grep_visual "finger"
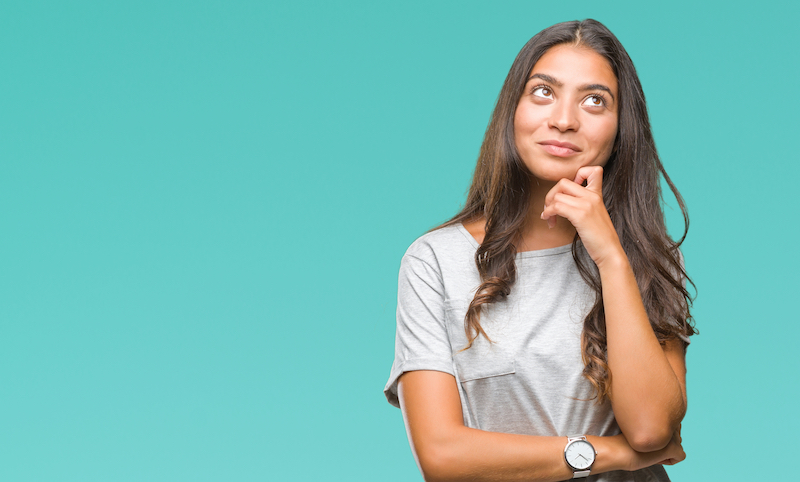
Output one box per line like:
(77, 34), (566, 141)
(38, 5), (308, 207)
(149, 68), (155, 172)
(658, 446), (686, 466)
(543, 193), (587, 217)
(542, 194), (579, 220)
(543, 193), (590, 221)
(542, 198), (586, 227)
(544, 178), (590, 207)
(542, 187), (591, 225)
(539, 208), (557, 228)
(573, 166), (604, 195)
(539, 208), (558, 228)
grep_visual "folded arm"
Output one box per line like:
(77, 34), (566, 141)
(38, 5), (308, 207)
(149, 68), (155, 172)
(541, 167), (689, 452)
(398, 370), (684, 482)
(599, 253), (688, 452)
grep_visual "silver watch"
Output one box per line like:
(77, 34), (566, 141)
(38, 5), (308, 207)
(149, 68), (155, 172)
(564, 435), (596, 478)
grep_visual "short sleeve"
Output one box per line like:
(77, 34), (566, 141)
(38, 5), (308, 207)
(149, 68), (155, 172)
(383, 253), (455, 408)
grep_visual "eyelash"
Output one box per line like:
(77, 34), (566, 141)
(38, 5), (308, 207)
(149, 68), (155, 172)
(530, 84), (552, 97)
(530, 84), (608, 107)
(584, 94), (607, 107)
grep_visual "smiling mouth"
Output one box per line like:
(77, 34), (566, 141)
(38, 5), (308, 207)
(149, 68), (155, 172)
(538, 140), (581, 157)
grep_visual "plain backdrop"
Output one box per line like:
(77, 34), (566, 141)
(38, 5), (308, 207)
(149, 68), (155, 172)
(1, 1), (797, 480)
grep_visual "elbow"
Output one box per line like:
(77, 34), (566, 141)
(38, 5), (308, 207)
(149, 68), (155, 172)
(416, 439), (464, 482)
(626, 425), (675, 452)
(623, 398), (686, 453)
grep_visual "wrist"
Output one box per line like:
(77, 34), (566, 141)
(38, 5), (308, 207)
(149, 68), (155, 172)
(586, 435), (631, 473)
(594, 246), (629, 273)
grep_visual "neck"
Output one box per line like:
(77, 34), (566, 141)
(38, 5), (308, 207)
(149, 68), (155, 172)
(516, 177), (576, 252)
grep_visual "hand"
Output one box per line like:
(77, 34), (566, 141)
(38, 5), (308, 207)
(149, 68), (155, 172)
(656, 424), (685, 466)
(627, 426), (686, 471)
(540, 166), (622, 267)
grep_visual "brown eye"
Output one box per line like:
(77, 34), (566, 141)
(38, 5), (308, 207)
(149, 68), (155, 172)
(582, 95), (604, 107)
(532, 86), (553, 99)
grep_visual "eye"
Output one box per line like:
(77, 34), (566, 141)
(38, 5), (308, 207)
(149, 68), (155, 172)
(532, 85), (554, 99)
(582, 94), (606, 107)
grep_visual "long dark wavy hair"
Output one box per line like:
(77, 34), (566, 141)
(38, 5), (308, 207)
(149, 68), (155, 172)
(436, 19), (697, 402)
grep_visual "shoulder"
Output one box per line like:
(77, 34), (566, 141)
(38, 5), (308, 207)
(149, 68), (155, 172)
(403, 223), (478, 268)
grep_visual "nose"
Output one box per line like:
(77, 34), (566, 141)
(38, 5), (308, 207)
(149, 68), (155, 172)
(547, 100), (580, 132)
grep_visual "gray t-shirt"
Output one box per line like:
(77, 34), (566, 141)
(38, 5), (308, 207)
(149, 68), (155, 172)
(385, 224), (673, 481)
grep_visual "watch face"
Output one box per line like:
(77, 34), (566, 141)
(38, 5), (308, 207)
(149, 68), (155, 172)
(565, 440), (595, 470)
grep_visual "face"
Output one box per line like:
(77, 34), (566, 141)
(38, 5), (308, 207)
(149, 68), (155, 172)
(514, 44), (619, 182)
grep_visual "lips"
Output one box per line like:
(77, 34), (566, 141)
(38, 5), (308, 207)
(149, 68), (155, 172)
(538, 140), (581, 157)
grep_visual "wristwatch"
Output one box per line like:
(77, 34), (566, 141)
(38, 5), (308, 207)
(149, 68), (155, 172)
(564, 435), (596, 478)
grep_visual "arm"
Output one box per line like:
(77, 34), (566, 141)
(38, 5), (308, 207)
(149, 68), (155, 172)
(398, 370), (685, 482)
(541, 166), (687, 452)
(600, 256), (687, 451)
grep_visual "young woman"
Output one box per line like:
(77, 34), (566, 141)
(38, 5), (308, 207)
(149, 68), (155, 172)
(384, 19), (697, 482)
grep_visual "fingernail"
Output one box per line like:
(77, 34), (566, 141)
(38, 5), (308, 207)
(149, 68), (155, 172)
(540, 211), (545, 220)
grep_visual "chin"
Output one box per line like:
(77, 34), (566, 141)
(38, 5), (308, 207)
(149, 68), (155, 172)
(530, 166), (581, 183)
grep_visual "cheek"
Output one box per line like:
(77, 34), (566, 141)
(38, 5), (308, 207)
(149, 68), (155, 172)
(594, 121), (618, 156)
(513, 111), (528, 150)
(514, 104), (545, 140)
(604, 125), (618, 152)
(513, 107), (527, 136)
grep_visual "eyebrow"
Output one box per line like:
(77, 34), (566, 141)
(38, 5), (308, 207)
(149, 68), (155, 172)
(527, 73), (616, 101)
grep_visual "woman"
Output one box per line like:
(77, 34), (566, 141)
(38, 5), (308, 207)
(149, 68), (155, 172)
(384, 19), (697, 482)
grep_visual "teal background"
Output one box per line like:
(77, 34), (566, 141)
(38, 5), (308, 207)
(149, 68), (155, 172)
(1, 1), (796, 480)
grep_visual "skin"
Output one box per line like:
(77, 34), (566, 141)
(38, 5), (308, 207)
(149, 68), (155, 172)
(398, 44), (688, 481)
(513, 44), (618, 252)
(514, 44), (618, 185)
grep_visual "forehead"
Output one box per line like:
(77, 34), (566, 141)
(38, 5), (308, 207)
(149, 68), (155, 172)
(528, 44), (617, 93)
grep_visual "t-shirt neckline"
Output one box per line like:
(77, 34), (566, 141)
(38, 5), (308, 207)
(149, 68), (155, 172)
(456, 223), (573, 259)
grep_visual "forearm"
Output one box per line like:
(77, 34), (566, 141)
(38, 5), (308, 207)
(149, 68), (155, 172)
(597, 251), (686, 449)
(410, 427), (628, 482)
(398, 372), (649, 482)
